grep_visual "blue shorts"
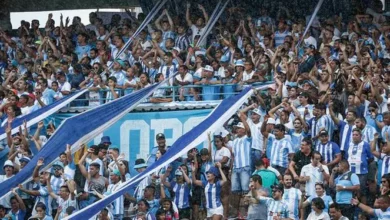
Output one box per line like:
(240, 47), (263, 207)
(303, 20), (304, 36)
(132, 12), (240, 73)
(231, 166), (251, 193)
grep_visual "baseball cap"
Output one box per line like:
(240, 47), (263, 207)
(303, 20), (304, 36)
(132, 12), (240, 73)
(267, 118), (276, 125)
(304, 44), (316, 50)
(252, 108), (261, 116)
(53, 161), (64, 169)
(235, 60), (244, 67)
(172, 47), (181, 54)
(175, 169), (183, 176)
(271, 184), (284, 193)
(156, 133), (165, 140)
(203, 65), (214, 72)
(115, 59), (126, 68)
(134, 158), (147, 169)
(111, 169), (121, 176)
(233, 122), (245, 129)
(3, 160), (14, 168)
(19, 157), (31, 163)
(206, 166), (220, 177)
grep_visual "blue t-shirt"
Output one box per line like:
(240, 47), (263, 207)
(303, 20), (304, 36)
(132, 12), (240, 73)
(335, 171), (360, 204)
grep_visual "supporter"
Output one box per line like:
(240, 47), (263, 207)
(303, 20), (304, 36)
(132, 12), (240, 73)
(0, 160), (16, 209)
(306, 197), (331, 220)
(6, 188), (26, 220)
(245, 174), (268, 219)
(252, 159), (279, 193)
(46, 176), (77, 219)
(192, 163), (227, 220)
(329, 160), (360, 220)
(254, 184), (291, 219)
(300, 182), (333, 218)
(282, 173), (302, 220)
(315, 130), (341, 168)
(300, 151), (330, 198)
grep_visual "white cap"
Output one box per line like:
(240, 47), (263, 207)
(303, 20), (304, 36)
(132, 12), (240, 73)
(3, 160), (14, 168)
(267, 118), (276, 124)
(214, 127), (230, 138)
(172, 47), (181, 54)
(234, 122), (245, 129)
(203, 65), (214, 72)
(252, 108), (262, 115)
(175, 169), (183, 176)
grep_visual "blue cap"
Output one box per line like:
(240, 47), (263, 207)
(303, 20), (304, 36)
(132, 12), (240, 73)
(100, 136), (111, 145)
(235, 60), (244, 67)
(111, 169), (121, 176)
(115, 59), (126, 68)
(53, 161), (64, 169)
(19, 157), (31, 163)
(220, 55), (229, 63)
(286, 82), (298, 87)
(206, 166), (220, 178)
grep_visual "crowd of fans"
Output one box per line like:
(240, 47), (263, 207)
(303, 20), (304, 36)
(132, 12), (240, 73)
(1, 0), (390, 219)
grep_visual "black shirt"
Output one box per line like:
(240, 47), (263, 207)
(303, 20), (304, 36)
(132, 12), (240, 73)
(292, 150), (312, 175)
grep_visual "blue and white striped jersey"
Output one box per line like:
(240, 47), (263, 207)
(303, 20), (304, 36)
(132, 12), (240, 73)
(337, 121), (353, 151)
(374, 207), (390, 220)
(105, 181), (126, 216)
(282, 188), (302, 220)
(268, 134), (294, 168)
(380, 153), (390, 176)
(232, 136), (252, 169)
(171, 182), (191, 209)
(202, 180), (222, 209)
(32, 185), (53, 216)
(315, 141), (341, 164)
(258, 196), (291, 220)
(347, 141), (374, 174)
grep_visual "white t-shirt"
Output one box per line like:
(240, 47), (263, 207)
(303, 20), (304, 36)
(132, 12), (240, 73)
(300, 164), (329, 197)
(213, 147), (231, 167)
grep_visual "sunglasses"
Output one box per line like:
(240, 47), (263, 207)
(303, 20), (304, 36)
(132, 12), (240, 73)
(4, 165), (13, 169)
(368, 109), (376, 112)
(53, 167), (62, 171)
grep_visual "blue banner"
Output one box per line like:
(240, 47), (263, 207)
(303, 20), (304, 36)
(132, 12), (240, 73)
(54, 109), (211, 166)
(0, 83), (163, 200)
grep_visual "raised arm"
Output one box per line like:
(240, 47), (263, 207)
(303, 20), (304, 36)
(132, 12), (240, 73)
(185, 3), (193, 27)
(45, 173), (59, 199)
(78, 149), (91, 179)
(371, 133), (381, 158)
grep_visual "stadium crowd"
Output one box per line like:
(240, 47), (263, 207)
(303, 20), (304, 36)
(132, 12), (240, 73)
(1, 0), (390, 219)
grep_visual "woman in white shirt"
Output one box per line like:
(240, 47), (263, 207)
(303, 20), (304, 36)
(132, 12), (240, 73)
(307, 197), (331, 220)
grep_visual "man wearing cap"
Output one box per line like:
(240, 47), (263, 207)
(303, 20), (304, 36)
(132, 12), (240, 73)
(216, 55), (230, 79)
(110, 60), (126, 87)
(194, 64), (213, 83)
(196, 65), (220, 100)
(230, 112), (252, 216)
(240, 103), (264, 171)
(316, 130), (341, 169)
(147, 133), (171, 167)
(252, 183), (291, 219)
(99, 169), (126, 220)
(0, 160), (15, 209)
(107, 145), (126, 176)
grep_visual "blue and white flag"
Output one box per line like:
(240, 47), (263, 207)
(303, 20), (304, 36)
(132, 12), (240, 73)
(0, 88), (89, 141)
(0, 83), (163, 200)
(65, 86), (258, 219)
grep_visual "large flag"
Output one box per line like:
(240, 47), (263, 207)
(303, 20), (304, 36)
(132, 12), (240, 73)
(0, 88), (89, 141)
(65, 86), (261, 219)
(0, 83), (163, 200)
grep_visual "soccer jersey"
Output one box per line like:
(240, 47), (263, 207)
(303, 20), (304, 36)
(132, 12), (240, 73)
(381, 153), (390, 176)
(282, 188), (301, 220)
(105, 181), (125, 217)
(337, 121), (353, 151)
(258, 197), (290, 220)
(315, 141), (341, 164)
(288, 130), (307, 152)
(202, 180), (222, 209)
(232, 135), (252, 169)
(374, 207), (390, 220)
(171, 182), (191, 209)
(268, 134), (294, 168)
(347, 141), (374, 174)
(57, 196), (78, 219)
